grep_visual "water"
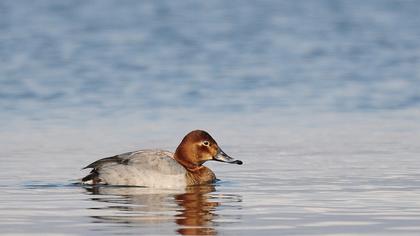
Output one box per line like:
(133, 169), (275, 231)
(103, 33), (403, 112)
(1, 0), (420, 235)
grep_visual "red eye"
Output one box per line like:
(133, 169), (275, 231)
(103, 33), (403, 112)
(203, 141), (210, 146)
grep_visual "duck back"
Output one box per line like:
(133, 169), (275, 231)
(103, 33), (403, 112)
(82, 150), (187, 188)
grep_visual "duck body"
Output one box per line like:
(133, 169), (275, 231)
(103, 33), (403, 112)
(83, 150), (190, 188)
(82, 130), (242, 188)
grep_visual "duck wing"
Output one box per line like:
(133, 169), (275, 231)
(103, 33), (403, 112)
(81, 149), (186, 186)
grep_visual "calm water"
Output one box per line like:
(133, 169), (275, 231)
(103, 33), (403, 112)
(1, 0), (420, 235)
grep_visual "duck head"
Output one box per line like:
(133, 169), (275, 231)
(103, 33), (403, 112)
(174, 130), (243, 170)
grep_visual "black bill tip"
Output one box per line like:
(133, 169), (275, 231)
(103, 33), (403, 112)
(232, 160), (243, 165)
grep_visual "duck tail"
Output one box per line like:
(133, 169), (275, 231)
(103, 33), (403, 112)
(81, 170), (100, 184)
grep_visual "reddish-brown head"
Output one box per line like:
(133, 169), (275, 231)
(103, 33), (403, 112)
(174, 130), (242, 170)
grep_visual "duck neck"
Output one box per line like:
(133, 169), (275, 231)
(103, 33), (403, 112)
(174, 148), (200, 171)
(174, 150), (202, 171)
(174, 147), (216, 185)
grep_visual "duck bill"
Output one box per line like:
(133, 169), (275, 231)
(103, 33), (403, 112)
(213, 148), (243, 165)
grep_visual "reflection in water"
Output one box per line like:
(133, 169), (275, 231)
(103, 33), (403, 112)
(174, 186), (219, 235)
(84, 185), (241, 235)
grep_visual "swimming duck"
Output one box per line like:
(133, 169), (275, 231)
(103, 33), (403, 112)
(82, 130), (242, 188)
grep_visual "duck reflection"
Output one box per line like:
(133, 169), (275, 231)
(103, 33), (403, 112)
(84, 185), (241, 235)
(175, 185), (218, 235)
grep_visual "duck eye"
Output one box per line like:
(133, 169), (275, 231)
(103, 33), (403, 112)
(203, 141), (210, 146)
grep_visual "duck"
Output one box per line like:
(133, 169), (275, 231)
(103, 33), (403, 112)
(81, 130), (243, 188)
